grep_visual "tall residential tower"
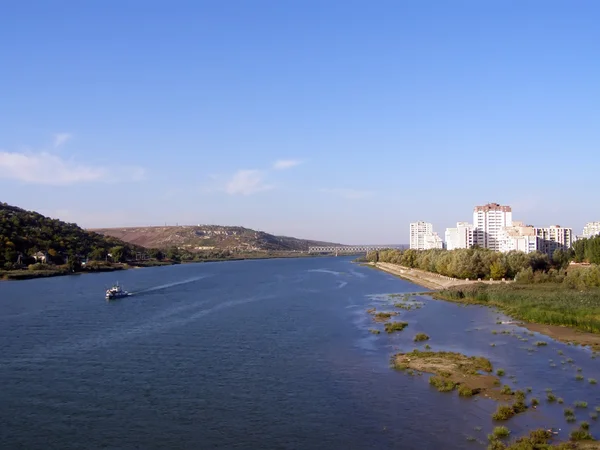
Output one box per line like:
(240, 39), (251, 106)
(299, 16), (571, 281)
(473, 203), (513, 251)
(409, 221), (444, 250)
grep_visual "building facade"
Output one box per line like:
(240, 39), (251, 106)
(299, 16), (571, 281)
(473, 203), (513, 251)
(535, 225), (573, 257)
(582, 222), (600, 239)
(445, 222), (474, 250)
(410, 221), (433, 250)
(498, 221), (538, 254)
(423, 232), (443, 250)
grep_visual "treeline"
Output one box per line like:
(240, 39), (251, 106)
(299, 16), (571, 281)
(573, 235), (600, 264)
(0, 202), (145, 270)
(367, 248), (568, 280)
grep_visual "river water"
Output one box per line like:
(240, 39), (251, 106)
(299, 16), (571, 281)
(0, 257), (598, 449)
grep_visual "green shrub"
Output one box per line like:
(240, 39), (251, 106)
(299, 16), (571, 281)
(492, 426), (510, 438)
(492, 405), (515, 421)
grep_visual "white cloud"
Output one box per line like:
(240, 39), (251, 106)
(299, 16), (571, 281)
(0, 150), (145, 186)
(225, 169), (274, 196)
(53, 133), (72, 148)
(272, 159), (303, 170)
(320, 188), (374, 199)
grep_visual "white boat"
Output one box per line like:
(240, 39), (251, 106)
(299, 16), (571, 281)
(105, 282), (130, 299)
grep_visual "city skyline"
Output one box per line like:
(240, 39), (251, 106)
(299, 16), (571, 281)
(1, 2), (599, 245)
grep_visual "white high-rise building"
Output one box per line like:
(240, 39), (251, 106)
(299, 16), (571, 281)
(535, 225), (573, 257)
(473, 203), (513, 251)
(582, 222), (600, 239)
(410, 221), (433, 250)
(498, 221), (538, 254)
(423, 232), (443, 250)
(445, 222), (474, 250)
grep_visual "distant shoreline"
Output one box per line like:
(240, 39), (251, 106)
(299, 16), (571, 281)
(0, 252), (329, 282)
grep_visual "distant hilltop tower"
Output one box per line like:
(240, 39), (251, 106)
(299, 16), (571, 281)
(473, 203), (512, 251)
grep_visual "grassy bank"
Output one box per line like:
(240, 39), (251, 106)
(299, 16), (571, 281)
(434, 284), (600, 335)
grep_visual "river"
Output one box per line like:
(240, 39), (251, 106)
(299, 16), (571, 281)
(0, 257), (598, 449)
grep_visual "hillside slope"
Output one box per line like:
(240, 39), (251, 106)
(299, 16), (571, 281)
(0, 202), (141, 267)
(90, 225), (342, 252)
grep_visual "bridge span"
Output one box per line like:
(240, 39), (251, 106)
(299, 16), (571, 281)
(308, 245), (399, 254)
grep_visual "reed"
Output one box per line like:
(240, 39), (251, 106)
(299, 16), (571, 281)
(434, 284), (600, 334)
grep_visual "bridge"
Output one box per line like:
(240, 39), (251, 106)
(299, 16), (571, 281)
(308, 245), (402, 255)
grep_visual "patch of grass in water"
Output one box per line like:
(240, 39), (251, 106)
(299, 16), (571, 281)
(492, 405), (515, 421)
(414, 333), (429, 342)
(570, 423), (594, 441)
(575, 401), (588, 408)
(384, 321), (408, 333)
(496, 369), (505, 376)
(589, 378), (597, 384)
(373, 311), (399, 321)
(535, 341), (547, 346)
(429, 375), (457, 392)
(491, 426), (510, 439)
(500, 385), (513, 395)
(576, 374), (584, 381)
(369, 329), (381, 334)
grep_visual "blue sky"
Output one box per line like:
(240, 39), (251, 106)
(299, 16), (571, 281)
(1, 1), (599, 244)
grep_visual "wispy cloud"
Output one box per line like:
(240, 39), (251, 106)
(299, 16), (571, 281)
(320, 188), (374, 200)
(272, 159), (303, 170)
(225, 169), (274, 196)
(0, 150), (145, 186)
(53, 132), (72, 148)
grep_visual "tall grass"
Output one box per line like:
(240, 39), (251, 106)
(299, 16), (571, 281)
(435, 284), (600, 334)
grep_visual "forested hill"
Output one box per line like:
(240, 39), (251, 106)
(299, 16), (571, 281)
(0, 202), (140, 268)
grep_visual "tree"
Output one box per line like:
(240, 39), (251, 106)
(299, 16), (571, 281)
(89, 248), (107, 261)
(490, 261), (506, 280)
(166, 247), (181, 261)
(552, 249), (570, 269)
(110, 246), (129, 263)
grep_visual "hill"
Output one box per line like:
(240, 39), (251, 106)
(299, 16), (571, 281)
(0, 202), (142, 269)
(89, 225), (342, 252)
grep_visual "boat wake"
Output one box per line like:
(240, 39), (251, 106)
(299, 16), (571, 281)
(133, 275), (212, 295)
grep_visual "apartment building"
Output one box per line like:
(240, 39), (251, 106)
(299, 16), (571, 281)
(423, 232), (443, 250)
(410, 221), (435, 250)
(582, 222), (600, 239)
(445, 222), (475, 250)
(473, 203), (513, 251)
(535, 225), (573, 256)
(498, 221), (538, 253)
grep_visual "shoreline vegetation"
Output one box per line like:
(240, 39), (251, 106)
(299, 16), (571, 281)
(365, 247), (600, 350)
(0, 251), (322, 281)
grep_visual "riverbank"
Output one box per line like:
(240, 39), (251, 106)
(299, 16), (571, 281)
(372, 262), (510, 289)
(434, 284), (600, 350)
(369, 261), (600, 351)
